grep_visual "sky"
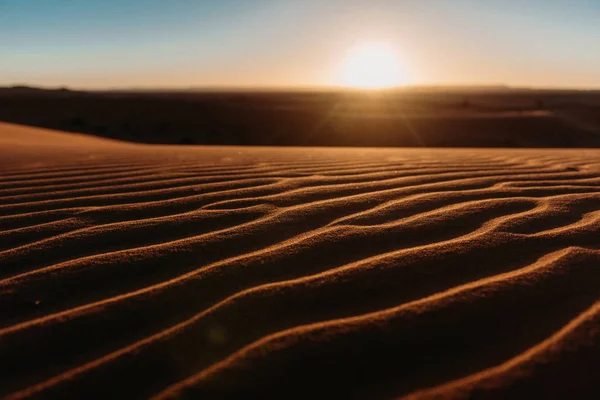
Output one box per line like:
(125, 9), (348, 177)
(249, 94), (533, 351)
(2, 0), (600, 89)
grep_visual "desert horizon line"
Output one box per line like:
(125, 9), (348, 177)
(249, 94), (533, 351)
(4, 83), (600, 93)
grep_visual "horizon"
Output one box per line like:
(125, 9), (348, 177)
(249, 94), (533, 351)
(5, 83), (600, 93)
(2, 0), (600, 90)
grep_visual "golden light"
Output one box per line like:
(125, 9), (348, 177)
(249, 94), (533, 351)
(338, 42), (406, 89)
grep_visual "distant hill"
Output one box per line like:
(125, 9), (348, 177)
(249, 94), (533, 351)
(0, 85), (78, 96)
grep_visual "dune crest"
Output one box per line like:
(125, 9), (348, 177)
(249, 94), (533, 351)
(1, 122), (600, 399)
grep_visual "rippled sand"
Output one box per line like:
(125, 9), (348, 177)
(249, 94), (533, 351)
(1, 122), (600, 399)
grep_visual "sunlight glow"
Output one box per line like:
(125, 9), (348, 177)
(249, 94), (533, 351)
(338, 42), (407, 89)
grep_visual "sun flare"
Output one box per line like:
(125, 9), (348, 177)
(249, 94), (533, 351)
(338, 42), (406, 89)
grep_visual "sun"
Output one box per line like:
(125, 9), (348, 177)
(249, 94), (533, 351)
(338, 42), (406, 89)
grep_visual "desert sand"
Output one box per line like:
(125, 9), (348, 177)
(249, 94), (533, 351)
(1, 121), (600, 399)
(1, 87), (599, 148)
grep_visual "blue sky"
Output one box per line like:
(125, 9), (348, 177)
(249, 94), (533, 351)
(1, 0), (599, 88)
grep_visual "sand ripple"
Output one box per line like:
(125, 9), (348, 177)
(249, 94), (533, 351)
(1, 122), (600, 399)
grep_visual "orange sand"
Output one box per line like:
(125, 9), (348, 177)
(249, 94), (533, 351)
(1, 121), (599, 399)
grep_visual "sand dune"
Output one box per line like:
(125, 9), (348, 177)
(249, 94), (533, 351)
(1, 121), (600, 399)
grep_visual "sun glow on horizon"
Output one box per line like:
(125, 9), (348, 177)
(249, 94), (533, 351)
(337, 42), (408, 89)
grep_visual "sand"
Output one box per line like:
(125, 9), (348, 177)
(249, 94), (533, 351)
(1, 121), (599, 399)
(2, 88), (600, 148)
